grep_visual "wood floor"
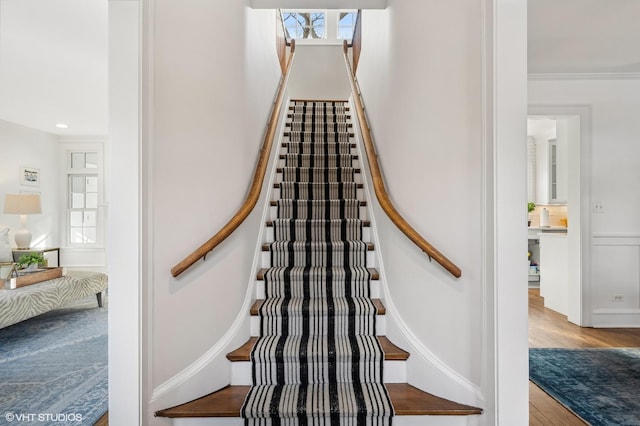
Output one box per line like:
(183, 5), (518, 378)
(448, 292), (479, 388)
(95, 289), (640, 425)
(94, 412), (108, 426)
(528, 288), (640, 425)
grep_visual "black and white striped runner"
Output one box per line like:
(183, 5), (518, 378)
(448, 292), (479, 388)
(242, 100), (394, 425)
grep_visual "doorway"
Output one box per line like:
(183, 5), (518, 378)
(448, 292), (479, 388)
(528, 105), (592, 327)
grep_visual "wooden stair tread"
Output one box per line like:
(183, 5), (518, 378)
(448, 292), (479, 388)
(155, 385), (250, 418)
(226, 336), (408, 362)
(262, 242), (374, 251)
(250, 298), (386, 315)
(155, 384), (482, 418)
(386, 383), (483, 416)
(256, 267), (379, 280)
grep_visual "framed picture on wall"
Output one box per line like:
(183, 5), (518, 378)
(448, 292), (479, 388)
(20, 166), (40, 187)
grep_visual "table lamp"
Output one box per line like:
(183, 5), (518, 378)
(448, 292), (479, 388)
(3, 194), (42, 249)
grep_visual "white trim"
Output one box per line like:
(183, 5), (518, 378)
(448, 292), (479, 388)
(108, 1), (142, 424)
(593, 308), (640, 315)
(529, 72), (640, 81)
(480, 0), (496, 423)
(591, 309), (640, 328)
(592, 233), (640, 244)
(528, 104), (593, 326)
(491, 0), (530, 423)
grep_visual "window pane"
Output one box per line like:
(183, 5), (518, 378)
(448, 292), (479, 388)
(86, 152), (98, 168)
(84, 228), (97, 244)
(72, 193), (85, 209)
(71, 153), (85, 169)
(70, 211), (83, 227)
(86, 176), (98, 193)
(339, 27), (352, 39)
(72, 176), (85, 193)
(86, 193), (98, 209)
(312, 13), (324, 38)
(70, 228), (84, 243)
(338, 11), (356, 39)
(339, 12), (354, 25)
(84, 211), (97, 227)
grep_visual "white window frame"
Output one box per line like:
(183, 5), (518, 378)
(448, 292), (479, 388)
(281, 9), (327, 41)
(64, 146), (105, 248)
(548, 139), (561, 203)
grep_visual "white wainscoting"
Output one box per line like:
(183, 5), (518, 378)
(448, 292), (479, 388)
(60, 247), (107, 274)
(591, 234), (640, 327)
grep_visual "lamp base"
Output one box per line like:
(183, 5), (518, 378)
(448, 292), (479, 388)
(14, 228), (32, 250)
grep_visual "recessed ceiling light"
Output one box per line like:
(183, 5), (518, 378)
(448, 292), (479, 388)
(56, 123), (69, 129)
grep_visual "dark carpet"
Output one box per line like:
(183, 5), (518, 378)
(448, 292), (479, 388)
(529, 347), (640, 426)
(0, 295), (107, 425)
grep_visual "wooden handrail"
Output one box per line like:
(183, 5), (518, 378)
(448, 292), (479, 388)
(342, 41), (462, 278)
(171, 41), (296, 277)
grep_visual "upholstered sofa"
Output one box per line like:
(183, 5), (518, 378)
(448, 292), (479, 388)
(0, 271), (108, 329)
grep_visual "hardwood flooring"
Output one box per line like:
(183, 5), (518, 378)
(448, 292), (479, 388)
(93, 289), (640, 425)
(528, 288), (640, 425)
(94, 412), (108, 426)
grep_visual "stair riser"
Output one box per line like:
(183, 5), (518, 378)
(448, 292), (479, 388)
(265, 227), (371, 243)
(256, 280), (380, 299)
(231, 360), (407, 386)
(269, 205), (368, 221)
(250, 315), (386, 336)
(277, 158), (361, 169)
(272, 187), (365, 202)
(279, 146), (356, 158)
(261, 250), (376, 268)
(274, 174), (362, 186)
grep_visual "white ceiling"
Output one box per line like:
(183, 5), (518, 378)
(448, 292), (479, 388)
(0, 0), (107, 136)
(0, 1), (638, 136)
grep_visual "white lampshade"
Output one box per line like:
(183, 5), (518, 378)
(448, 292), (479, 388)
(4, 194), (42, 214)
(3, 194), (42, 249)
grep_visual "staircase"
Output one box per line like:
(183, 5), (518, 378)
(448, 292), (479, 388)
(156, 100), (482, 425)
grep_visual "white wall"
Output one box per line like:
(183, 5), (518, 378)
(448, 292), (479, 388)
(288, 45), (351, 100)
(530, 78), (640, 326)
(142, 1), (282, 422)
(0, 120), (61, 248)
(357, 0), (485, 413)
(356, 0), (528, 424)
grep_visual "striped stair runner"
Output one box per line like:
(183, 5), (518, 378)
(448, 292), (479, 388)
(241, 100), (394, 426)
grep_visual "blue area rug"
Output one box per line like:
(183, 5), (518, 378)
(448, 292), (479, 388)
(529, 347), (640, 426)
(0, 296), (107, 425)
